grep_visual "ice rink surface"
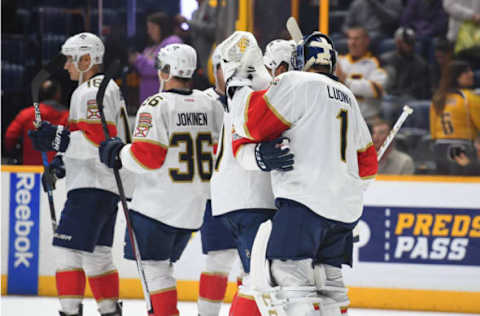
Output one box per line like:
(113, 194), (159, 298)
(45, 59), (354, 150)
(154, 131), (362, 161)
(1, 296), (478, 316)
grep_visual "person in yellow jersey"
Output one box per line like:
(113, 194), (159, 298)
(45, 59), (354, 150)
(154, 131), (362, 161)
(430, 60), (480, 175)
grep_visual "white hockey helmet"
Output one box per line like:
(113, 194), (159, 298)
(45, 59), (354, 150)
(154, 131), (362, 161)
(61, 32), (105, 66)
(263, 39), (296, 76)
(156, 43), (197, 79)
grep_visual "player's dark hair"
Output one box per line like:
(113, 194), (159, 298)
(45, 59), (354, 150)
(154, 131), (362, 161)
(433, 60), (471, 113)
(39, 79), (61, 102)
(147, 12), (173, 43)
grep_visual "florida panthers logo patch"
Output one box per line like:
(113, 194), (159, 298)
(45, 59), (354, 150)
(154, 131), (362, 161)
(87, 100), (101, 120)
(134, 112), (153, 137)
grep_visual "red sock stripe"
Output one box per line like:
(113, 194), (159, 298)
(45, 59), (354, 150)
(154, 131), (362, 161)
(56, 269), (86, 297)
(88, 270), (119, 301)
(150, 288), (179, 316)
(199, 272), (228, 301)
(229, 294), (261, 316)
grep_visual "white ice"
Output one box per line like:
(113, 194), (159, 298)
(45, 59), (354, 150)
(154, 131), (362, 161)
(1, 296), (477, 316)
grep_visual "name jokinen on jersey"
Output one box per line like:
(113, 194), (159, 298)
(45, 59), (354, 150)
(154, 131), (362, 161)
(119, 89), (223, 229)
(231, 71), (378, 223)
(64, 74), (131, 194)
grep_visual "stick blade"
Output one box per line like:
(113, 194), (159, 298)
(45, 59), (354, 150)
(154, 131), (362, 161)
(286, 17), (303, 44)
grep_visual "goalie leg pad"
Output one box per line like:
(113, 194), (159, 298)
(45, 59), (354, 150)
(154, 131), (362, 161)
(313, 264), (350, 314)
(270, 259), (315, 287)
(83, 246), (119, 314)
(55, 248), (85, 315)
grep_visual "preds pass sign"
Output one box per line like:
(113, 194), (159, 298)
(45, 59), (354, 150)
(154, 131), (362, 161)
(357, 206), (480, 266)
(134, 112), (153, 137)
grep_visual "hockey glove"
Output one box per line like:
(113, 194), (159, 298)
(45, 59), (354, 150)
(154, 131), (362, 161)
(41, 155), (65, 192)
(255, 137), (294, 172)
(28, 121), (70, 152)
(99, 137), (125, 169)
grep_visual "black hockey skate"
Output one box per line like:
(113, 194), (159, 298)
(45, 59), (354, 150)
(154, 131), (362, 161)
(101, 301), (122, 316)
(59, 304), (83, 316)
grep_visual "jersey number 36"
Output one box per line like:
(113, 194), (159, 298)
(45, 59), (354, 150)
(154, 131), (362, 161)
(169, 132), (213, 182)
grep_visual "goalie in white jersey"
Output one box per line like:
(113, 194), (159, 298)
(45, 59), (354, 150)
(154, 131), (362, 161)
(99, 43), (223, 316)
(220, 31), (378, 315)
(29, 32), (129, 316)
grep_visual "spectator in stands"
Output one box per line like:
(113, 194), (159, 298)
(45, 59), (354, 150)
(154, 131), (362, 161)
(452, 135), (480, 175)
(443, 0), (480, 69)
(429, 38), (453, 93)
(381, 27), (431, 100)
(373, 120), (415, 174)
(176, 0), (217, 74)
(342, 0), (403, 53)
(443, 0), (480, 44)
(336, 26), (388, 124)
(430, 60), (480, 175)
(129, 12), (182, 104)
(401, 0), (448, 60)
(4, 80), (68, 165)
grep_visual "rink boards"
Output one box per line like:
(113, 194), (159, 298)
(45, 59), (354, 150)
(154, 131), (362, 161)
(1, 165), (480, 313)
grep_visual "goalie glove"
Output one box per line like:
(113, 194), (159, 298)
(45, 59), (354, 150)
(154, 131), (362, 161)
(255, 137), (294, 172)
(41, 155), (65, 192)
(28, 121), (70, 152)
(219, 31), (271, 99)
(99, 137), (125, 169)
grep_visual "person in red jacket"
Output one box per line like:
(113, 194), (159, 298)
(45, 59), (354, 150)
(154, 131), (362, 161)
(4, 79), (69, 165)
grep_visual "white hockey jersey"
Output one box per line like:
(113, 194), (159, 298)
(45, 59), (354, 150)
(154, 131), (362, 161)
(231, 71), (378, 223)
(63, 74), (132, 195)
(206, 88), (275, 216)
(337, 53), (387, 121)
(120, 89), (224, 229)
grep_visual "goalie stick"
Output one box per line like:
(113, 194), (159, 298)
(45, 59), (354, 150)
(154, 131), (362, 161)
(286, 17), (303, 44)
(96, 60), (153, 315)
(377, 105), (414, 161)
(31, 54), (66, 233)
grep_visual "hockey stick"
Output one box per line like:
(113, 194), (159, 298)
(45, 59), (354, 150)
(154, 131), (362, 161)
(377, 105), (414, 161)
(96, 60), (153, 314)
(286, 17), (303, 44)
(32, 54), (66, 233)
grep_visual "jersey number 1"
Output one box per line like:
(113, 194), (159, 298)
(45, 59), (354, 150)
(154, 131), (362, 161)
(336, 109), (348, 162)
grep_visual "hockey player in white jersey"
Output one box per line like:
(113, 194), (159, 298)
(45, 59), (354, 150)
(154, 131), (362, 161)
(196, 46), (240, 316)
(263, 39), (296, 77)
(220, 31), (378, 315)
(29, 32), (129, 316)
(210, 32), (298, 316)
(99, 43), (223, 316)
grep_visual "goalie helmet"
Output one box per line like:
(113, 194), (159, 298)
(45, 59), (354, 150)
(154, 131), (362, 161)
(263, 39), (296, 76)
(156, 43), (197, 79)
(61, 32), (105, 66)
(292, 31), (337, 73)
